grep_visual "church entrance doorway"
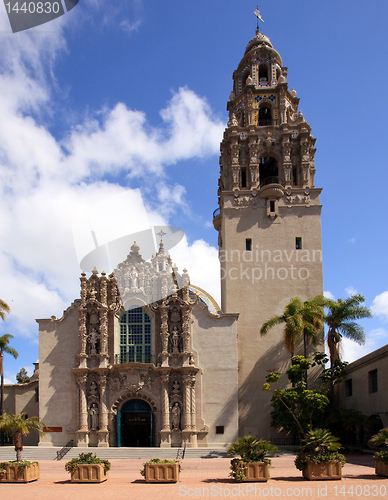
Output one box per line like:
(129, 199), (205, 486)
(118, 399), (153, 447)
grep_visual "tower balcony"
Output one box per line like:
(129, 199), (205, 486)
(213, 208), (221, 231)
(258, 176), (285, 199)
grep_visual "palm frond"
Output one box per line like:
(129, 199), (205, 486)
(260, 315), (284, 336)
(0, 299), (10, 321)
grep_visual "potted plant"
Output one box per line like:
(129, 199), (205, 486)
(65, 452), (111, 483)
(227, 436), (278, 482)
(140, 458), (181, 483)
(295, 428), (346, 480)
(368, 427), (388, 477)
(0, 413), (45, 483)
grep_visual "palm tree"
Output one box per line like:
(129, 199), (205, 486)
(0, 413), (45, 461)
(324, 294), (371, 368)
(227, 436), (278, 461)
(0, 334), (18, 415)
(260, 296), (324, 358)
(324, 293), (371, 403)
(0, 299), (10, 321)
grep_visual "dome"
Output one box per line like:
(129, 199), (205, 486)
(189, 285), (220, 316)
(245, 29), (273, 54)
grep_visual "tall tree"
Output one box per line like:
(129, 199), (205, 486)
(260, 296), (324, 358)
(324, 294), (371, 367)
(16, 367), (30, 384)
(0, 413), (45, 461)
(324, 293), (371, 402)
(0, 334), (18, 415)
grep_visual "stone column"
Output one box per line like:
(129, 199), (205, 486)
(97, 375), (109, 447)
(182, 375), (191, 431)
(160, 374), (171, 448)
(78, 309), (87, 357)
(190, 373), (196, 429)
(160, 375), (170, 430)
(77, 375), (88, 430)
(99, 307), (108, 357)
(76, 374), (89, 446)
(181, 307), (191, 353)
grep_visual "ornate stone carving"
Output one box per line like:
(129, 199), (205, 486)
(285, 194), (311, 205)
(171, 402), (181, 430)
(89, 403), (99, 429)
(233, 196), (260, 207)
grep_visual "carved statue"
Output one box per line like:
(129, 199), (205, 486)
(89, 403), (99, 429)
(171, 327), (180, 352)
(87, 329), (99, 354)
(129, 266), (138, 288)
(89, 380), (98, 395)
(112, 377), (121, 391)
(171, 403), (181, 430)
(172, 379), (180, 394)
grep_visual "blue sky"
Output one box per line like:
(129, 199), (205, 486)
(0, 0), (387, 382)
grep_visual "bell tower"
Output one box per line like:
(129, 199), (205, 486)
(213, 26), (324, 437)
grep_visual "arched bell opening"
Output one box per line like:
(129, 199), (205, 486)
(259, 156), (278, 185)
(258, 63), (269, 83)
(258, 105), (272, 126)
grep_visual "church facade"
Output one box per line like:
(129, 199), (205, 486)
(6, 25), (324, 448)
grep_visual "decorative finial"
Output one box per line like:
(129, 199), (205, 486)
(254, 6), (264, 31)
(156, 229), (166, 242)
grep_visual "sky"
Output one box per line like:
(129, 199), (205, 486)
(0, 0), (388, 383)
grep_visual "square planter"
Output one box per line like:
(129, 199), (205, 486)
(242, 462), (269, 482)
(303, 461), (342, 480)
(70, 463), (108, 483)
(375, 459), (388, 477)
(144, 462), (180, 483)
(0, 462), (40, 483)
(231, 461), (269, 482)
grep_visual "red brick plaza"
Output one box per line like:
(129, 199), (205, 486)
(1, 454), (387, 500)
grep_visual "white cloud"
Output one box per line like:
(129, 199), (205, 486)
(324, 290), (335, 300)
(0, 20), (224, 344)
(345, 287), (357, 296)
(169, 237), (220, 307)
(341, 327), (388, 363)
(371, 291), (388, 321)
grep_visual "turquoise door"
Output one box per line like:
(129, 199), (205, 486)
(118, 399), (153, 447)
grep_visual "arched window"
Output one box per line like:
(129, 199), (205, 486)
(258, 106), (272, 126)
(259, 64), (269, 82)
(119, 307), (151, 364)
(259, 157), (278, 186)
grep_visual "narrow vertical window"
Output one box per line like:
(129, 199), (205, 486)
(246, 239), (252, 251)
(369, 369), (378, 393)
(241, 168), (247, 188)
(270, 200), (275, 213)
(296, 237), (302, 250)
(345, 379), (352, 397)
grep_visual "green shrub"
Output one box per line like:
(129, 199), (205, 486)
(140, 458), (181, 477)
(227, 436), (278, 482)
(294, 428), (346, 471)
(65, 452), (111, 474)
